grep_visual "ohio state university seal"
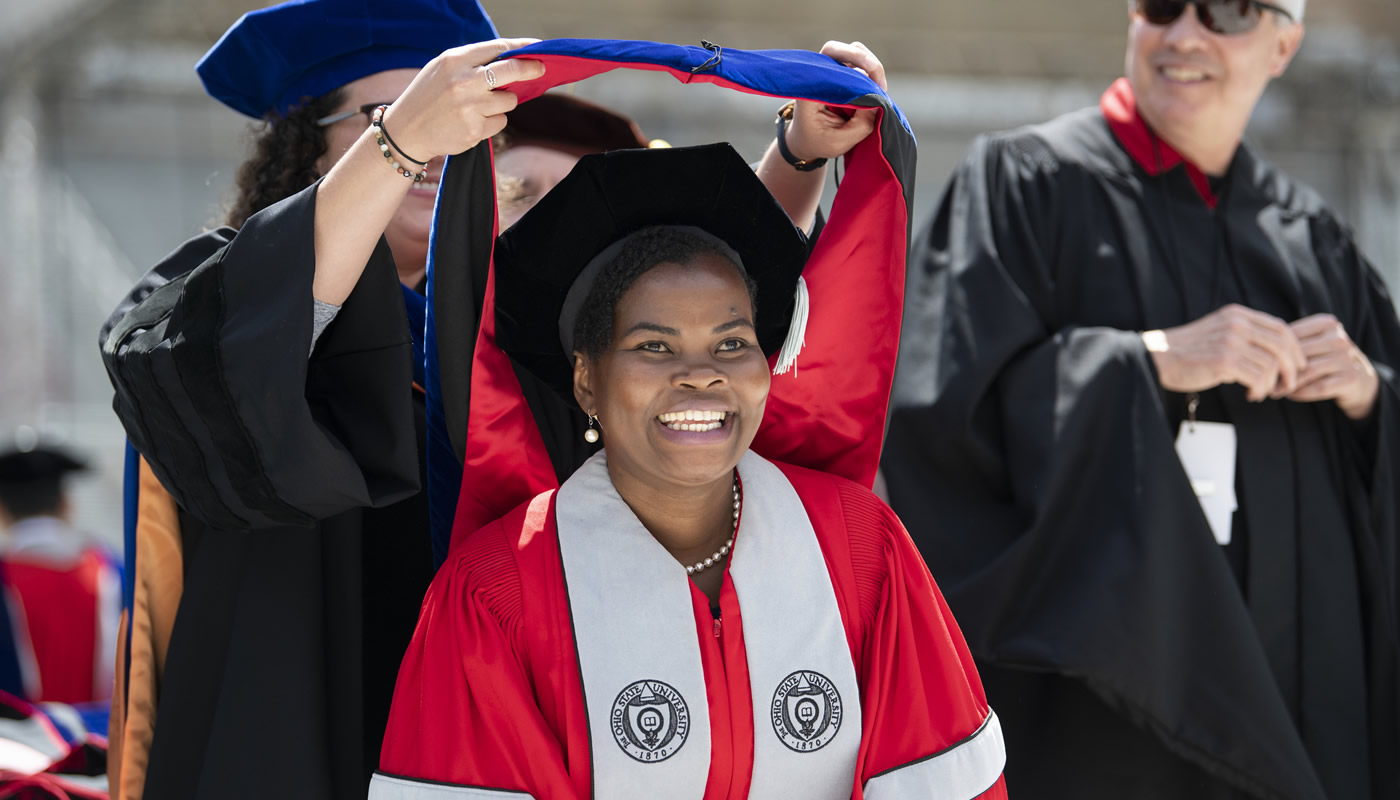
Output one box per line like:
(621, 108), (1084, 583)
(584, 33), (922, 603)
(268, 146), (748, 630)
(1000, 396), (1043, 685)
(771, 670), (843, 752)
(611, 680), (690, 763)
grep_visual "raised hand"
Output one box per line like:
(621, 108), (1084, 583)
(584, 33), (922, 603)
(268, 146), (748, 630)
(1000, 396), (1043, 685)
(382, 38), (545, 160)
(783, 41), (887, 162)
(312, 38), (544, 305)
(1285, 313), (1380, 420)
(1142, 303), (1306, 403)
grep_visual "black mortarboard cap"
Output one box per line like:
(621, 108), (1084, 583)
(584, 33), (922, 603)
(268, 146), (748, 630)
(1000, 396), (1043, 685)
(494, 143), (809, 400)
(0, 447), (88, 487)
(196, 0), (499, 119)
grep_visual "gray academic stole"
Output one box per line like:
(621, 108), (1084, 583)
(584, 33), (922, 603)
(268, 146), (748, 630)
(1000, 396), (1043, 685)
(555, 451), (861, 799)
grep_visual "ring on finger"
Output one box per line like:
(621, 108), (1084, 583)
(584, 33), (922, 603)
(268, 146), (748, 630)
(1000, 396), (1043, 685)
(484, 67), (498, 89)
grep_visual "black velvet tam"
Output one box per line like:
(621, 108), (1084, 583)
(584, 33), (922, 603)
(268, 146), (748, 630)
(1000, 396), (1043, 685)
(494, 143), (808, 399)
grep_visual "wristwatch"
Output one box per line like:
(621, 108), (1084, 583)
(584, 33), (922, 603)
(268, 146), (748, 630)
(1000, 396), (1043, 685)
(775, 101), (828, 172)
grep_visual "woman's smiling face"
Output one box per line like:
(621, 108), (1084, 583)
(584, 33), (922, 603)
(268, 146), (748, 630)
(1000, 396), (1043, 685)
(573, 252), (770, 491)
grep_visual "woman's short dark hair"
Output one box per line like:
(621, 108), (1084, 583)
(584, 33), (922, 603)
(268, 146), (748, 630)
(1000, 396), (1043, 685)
(572, 227), (759, 360)
(226, 89), (345, 228)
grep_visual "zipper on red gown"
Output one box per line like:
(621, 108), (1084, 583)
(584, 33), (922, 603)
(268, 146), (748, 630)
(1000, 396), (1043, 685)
(692, 567), (758, 799)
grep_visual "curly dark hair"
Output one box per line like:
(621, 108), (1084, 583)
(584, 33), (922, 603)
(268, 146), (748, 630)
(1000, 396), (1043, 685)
(226, 89), (346, 228)
(572, 226), (759, 360)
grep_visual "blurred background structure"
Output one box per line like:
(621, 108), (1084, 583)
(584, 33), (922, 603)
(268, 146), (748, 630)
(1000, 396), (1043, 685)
(2, 0), (1399, 544)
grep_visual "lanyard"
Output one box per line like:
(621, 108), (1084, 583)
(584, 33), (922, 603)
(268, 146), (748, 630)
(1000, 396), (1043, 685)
(1146, 135), (1239, 427)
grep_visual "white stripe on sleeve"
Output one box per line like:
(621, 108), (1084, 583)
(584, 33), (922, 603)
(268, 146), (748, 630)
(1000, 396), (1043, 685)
(863, 710), (1006, 799)
(368, 773), (535, 799)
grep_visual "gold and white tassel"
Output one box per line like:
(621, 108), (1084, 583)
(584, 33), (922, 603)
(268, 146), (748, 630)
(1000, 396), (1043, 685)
(773, 276), (809, 376)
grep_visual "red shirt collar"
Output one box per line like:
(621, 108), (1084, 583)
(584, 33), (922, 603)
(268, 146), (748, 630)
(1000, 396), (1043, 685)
(1100, 77), (1218, 208)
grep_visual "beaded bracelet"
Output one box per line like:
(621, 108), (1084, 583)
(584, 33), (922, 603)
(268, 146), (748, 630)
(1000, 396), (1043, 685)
(371, 105), (428, 183)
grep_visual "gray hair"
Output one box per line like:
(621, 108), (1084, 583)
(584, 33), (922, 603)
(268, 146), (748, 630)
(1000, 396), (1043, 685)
(1273, 0), (1306, 22)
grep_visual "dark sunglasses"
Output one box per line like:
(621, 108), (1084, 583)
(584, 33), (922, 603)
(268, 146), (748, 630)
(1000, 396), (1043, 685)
(1136, 0), (1295, 35)
(315, 102), (393, 127)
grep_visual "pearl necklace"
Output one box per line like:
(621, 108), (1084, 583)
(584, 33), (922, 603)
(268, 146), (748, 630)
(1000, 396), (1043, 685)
(686, 473), (741, 576)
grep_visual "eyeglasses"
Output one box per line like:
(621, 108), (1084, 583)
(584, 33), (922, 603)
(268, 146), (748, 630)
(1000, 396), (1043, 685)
(315, 102), (392, 128)
(1135, 0), (1295, 35)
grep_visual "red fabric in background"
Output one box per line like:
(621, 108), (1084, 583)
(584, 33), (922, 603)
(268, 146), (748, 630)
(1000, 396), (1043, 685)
(0, 554), (104, 704)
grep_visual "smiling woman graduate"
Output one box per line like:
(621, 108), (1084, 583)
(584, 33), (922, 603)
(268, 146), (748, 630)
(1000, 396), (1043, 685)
(372, 144), (1008, 800)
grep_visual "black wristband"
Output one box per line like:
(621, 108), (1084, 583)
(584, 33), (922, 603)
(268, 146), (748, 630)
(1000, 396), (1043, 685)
(775, 102), (827, 172)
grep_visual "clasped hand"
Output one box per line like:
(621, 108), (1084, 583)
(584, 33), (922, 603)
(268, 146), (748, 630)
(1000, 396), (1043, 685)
(1143, 304), (1379, 420)
(782, 42), (887, 163)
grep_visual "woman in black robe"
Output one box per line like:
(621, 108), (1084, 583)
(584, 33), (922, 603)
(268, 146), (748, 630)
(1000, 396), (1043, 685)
(100, 16), (535, 796)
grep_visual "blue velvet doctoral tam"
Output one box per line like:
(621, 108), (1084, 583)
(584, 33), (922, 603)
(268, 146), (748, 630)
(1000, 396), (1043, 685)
(196, 0), (498, 118)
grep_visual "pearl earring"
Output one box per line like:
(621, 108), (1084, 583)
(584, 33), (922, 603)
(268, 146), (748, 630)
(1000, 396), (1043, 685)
(584, 414), (600, 444)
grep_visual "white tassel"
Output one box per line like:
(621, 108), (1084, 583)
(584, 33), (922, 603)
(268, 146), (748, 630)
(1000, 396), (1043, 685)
(773, 276), (809, 376)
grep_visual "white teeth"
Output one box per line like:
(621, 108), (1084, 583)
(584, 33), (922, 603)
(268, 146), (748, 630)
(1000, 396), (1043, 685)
(657, 410), (726, 433)
(658, 410), (727, 424)
(662, 421), (722, 432)
(1162, 67), (1207, 82)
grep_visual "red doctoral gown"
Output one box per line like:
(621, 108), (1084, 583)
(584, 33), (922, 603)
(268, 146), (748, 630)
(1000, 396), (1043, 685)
(375, 456), (1007, 799)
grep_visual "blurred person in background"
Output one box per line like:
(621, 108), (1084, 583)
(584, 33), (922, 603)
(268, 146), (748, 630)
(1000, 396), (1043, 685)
(0, 442), (120, 708)
(883, 0), (1400, 797)
(97, 0), (889, 797)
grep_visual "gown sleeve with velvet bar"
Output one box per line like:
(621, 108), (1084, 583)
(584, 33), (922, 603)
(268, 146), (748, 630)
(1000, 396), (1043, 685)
(98, 183), (436, 799)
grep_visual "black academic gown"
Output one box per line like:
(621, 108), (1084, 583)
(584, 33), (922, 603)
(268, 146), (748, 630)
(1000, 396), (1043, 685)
(883, 108), (1400, 799)
(99, 184), (435, 799)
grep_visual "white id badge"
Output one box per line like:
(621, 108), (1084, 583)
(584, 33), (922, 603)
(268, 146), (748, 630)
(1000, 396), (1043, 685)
(1174, 421), (1238, 546)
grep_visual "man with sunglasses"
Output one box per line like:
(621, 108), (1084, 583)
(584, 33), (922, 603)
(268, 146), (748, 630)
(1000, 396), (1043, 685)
(885, 1), (1399, 798)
